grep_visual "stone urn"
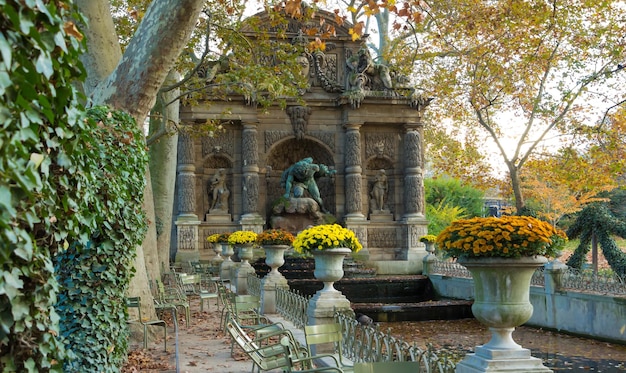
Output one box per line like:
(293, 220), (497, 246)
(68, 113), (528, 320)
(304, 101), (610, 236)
(263, 245), (288, 282)
(234, 243), (256, 294)
(456, 256), (552, 373)
(312, 247), (352, 293)
(237, 243), (255, 267)
(220, 243), (234, 280)
(211, 243), (223, 264)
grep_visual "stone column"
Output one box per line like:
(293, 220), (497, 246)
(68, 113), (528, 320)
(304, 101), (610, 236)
(401, 123), (428, 268)
(343, 122), (366, 221)
(343, 122), (369, 258)
(402, 123), (425, 220)
(239, 121), (264, 232)
(175, 130), (200, 262)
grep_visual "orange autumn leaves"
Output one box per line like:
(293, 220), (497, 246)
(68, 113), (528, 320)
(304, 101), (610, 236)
(436, 216), (567, 259)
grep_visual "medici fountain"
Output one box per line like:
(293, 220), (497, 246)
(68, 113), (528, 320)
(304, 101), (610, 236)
(172, 7), (433, 280)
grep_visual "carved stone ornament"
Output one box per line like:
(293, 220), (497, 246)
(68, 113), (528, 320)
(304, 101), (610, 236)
(286, 106), (311, 141)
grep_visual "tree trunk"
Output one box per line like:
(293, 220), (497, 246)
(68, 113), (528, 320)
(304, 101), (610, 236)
(76, 0), (122, 97)
(149, 73), (180, 272)
(89, 0), (205, 123)
(508, 162), (525, 214)
(77, 0), (206, 335)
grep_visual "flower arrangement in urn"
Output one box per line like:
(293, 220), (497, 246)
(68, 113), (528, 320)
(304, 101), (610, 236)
(256, 229), (295, 246)
(436, 215), (567, 259)
(206, 233), (221, 243)
(419, 234), (437, 244)
(217, 232), (231, 243)
(293, 224), (363, 254)
(227, 230), (258, 245)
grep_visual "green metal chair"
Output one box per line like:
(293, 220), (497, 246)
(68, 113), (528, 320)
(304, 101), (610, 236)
(155, 278), (190, 327)
(304, 323), (353, 372)
(199, 276), (219, 312)
(126, 296), (167, 351)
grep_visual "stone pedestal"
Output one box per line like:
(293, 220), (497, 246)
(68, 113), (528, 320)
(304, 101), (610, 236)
(456, 347), (552, 372)
(369, 211), (393, 222)
(174, 220), (200, 263)
(260, 274), (288, 314)
(205, 212), (232, 223)
(235, 244), (255, 294)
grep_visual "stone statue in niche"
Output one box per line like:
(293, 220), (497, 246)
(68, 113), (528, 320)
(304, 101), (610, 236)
(208, 168), (230, 213)
(280, 157), (336, 213)
(370, 169), (388, 212)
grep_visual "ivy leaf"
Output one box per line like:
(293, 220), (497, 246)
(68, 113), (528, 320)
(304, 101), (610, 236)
(0, 33), (11, 71)
(35, 53), (53, 79)
(1, 269), (24, 299)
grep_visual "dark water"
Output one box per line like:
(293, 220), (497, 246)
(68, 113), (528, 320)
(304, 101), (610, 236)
(380, 319), (626, 372)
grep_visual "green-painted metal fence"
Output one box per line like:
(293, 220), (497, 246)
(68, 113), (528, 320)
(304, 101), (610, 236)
(275, 286), (311, 329)
(334, 312), (457, 372)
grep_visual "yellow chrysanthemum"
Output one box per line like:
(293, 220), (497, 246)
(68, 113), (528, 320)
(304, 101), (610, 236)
(435, 216), (567, 259)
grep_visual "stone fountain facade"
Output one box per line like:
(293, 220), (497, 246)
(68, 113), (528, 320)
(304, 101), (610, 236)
(173, 9), (431, 274)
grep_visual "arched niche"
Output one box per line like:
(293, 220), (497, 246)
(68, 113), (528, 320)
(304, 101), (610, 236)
(265, 138), (336, 216)
(365, 156), (395, 216)
(201, 154), (234, 218)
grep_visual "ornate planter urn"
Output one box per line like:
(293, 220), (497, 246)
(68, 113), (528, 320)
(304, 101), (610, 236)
(234, 243), (256, 294)
(312, 247), (351, 293)
(263, 245), (288, 282)
(237, 243), (255, 267)
(456, 256), (552, 373)
(211, 243), (223, 264)
(219, 243), (234, 280)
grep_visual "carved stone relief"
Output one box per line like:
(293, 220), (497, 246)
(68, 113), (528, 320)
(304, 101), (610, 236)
(178, 226), (196, 251)
(286, 106), (311, 140)
(365, 133), (396, 160)
(265, 130), (292, 152)
(367, 228), (398, 248)
(202, 130), (235, 159)
(312, 51), (342, 93)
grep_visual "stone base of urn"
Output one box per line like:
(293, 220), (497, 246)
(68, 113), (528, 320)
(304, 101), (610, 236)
(456, 345), (552, 372)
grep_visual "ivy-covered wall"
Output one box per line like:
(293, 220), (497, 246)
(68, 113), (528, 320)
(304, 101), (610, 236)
(1, 2), (148, 372)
